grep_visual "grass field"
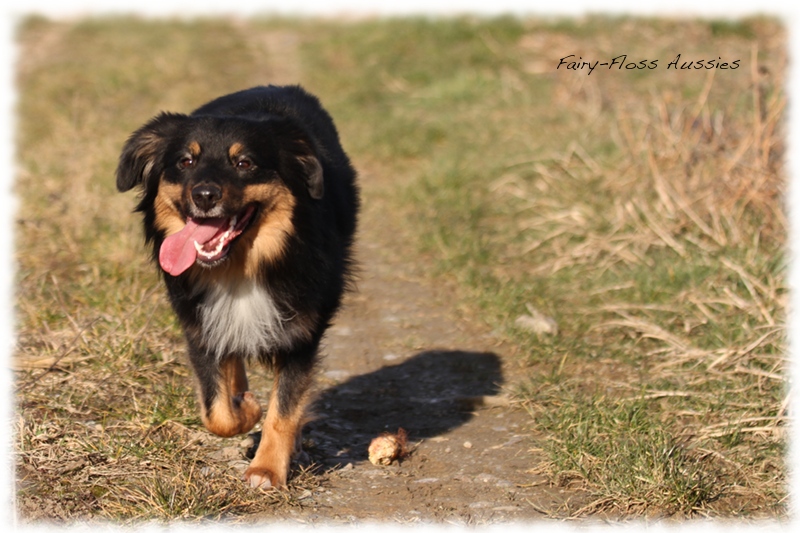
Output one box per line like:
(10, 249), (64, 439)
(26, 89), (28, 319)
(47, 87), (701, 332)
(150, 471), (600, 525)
(13, 15), (787, 521)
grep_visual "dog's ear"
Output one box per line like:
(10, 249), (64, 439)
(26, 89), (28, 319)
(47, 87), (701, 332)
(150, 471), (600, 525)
(297, 152), (324, 200)
(273, 119), (325, 200)
(116, 112), (187, 192)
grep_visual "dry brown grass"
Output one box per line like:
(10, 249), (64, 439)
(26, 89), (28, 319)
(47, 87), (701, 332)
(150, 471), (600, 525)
(12, 17), (332, 523)
(493, 18), (787, 516)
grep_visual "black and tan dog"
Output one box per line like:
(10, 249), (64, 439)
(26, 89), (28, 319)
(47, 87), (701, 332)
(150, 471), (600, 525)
(116, 85), (359, 488)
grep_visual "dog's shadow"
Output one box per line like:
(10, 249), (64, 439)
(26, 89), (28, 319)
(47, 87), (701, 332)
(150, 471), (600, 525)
(246, 350), (503, 467)
(306, 349), (503, 466)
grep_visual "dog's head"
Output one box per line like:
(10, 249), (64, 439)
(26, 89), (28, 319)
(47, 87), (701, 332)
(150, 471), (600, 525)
(116, 113), (324, 278)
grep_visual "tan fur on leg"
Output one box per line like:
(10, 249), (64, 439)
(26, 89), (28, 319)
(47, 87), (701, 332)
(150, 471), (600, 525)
(243, 379), (309, 489)
(201, 357), (263, 438)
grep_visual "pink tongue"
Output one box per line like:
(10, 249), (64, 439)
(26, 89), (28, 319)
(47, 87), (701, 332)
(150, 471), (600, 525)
(159, 218), (228, 276)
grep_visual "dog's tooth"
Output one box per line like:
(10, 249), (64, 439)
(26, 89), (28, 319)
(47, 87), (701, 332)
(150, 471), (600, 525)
(195, 238), (224, 259)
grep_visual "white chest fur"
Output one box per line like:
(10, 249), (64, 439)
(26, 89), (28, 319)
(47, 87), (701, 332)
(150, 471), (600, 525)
(199, 280), (293, 359)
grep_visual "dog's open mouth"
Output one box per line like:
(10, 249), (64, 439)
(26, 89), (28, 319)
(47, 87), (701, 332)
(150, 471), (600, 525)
(159, 205), (257, 276)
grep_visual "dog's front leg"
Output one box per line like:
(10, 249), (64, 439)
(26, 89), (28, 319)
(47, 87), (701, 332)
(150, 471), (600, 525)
(244, 350), (314, 489)
(195, 354), (263, 438)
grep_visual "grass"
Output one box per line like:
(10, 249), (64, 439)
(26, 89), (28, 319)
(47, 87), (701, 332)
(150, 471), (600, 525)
(13, 14), (787, 521)
(296, 15), (787, 517)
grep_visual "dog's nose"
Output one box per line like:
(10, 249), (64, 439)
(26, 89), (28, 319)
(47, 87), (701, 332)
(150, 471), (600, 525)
(191, 184), (222, 212)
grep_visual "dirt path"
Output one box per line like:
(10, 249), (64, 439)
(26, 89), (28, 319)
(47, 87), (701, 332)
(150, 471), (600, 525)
(277, 214), (571, 524)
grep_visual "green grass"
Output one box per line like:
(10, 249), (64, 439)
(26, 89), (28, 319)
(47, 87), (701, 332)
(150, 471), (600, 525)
(13, 14), (787, 520)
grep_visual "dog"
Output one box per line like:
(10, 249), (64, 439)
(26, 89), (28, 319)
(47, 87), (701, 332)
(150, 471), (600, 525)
(116, 85), (359, 488)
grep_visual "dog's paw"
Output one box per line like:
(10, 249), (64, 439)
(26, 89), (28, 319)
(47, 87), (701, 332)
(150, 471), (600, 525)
(204, 391), (263, 438)
(235, 391), (263, 432)
(244, 466), (283, 490)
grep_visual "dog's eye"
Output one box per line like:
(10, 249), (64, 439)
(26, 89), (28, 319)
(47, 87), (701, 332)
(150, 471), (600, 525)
(179, 156), (195, 169)
(236, 158), (254, 171)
